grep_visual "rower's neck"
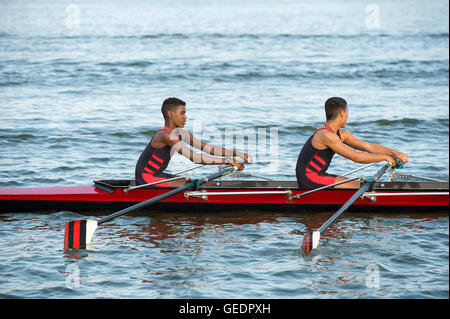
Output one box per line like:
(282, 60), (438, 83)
(325, 121), (341, 134)
(164, 122), (178, 132)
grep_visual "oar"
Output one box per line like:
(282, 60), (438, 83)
(293, 162), (385, 199)
(301, 162), (392, 255)
(341, 162), (379, 177)
(123, 176), (189, 193)
(64, 165), (237, 249)
(293, 176), (361, 199)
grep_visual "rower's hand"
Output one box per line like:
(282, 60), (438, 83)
(386, 156), (397, 167)
(230, 161), (245, 171)
(242, 153), (253, 164)
(395, 152), (408, 164)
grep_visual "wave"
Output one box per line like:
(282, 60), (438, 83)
(350, 117), (449, 128)
(0, 80), (29, 87)
(268, 118), (449, 136)
(1, 56), (447, 88)
(7, 31), (448, 42)
(0, 133), (36, 141)
(211, 65), (448, 82)
(97, 61), (153, 68)
(130, 32), (450, 41)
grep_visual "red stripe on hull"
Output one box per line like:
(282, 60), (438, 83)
(0, 184), (448, 210)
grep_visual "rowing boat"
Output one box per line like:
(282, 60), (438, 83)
(0, 179), (448, 213)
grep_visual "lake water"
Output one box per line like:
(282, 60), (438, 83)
(0, 0), (448, 299)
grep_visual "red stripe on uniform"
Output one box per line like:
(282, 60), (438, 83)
(323, 125), (333, 133)
(305, 170), (336, 185)
(309, 161), (322, 172)
(147, 160), (160, 170)
(142, 172), (170, 187)
(313, 154), (326, 166)
(152, 154), (163, 164)
(143, 167), (155, 174)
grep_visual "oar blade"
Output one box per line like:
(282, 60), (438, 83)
(62, 166), (236, 250)
(64, 220), (98, 249)
(302, 231), (320, 255)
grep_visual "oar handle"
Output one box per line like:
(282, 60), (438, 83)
(97, 166), (236, 225)
(393, 157), (404, 169)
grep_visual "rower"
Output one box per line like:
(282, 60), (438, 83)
(295, 97), (408, 189)
(135, 97), (252, 187)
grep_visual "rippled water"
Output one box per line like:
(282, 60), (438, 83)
(0, 0), (448, 299)
(0, 211), (448, 298)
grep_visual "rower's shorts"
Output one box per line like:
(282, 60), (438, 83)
(137, 172), (177, 187)
(297, 169), (337, 189)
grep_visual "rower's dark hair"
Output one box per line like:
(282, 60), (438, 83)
(161, 97), (185, 120)
(325, 97), (347, 121)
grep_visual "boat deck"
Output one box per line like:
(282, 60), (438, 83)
(95, 179), (449, 190)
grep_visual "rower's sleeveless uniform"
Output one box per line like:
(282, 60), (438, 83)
(135, 126), (180, 187)
(296, 124), (341, 189)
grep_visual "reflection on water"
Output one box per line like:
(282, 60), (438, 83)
(0, 209), (447, 298)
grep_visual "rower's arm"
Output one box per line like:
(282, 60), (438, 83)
(176, 129), (253, 164)
(340, 130), (408, 163)
(323, 131), (396, 165)
(162, 132), (244, 169)
(159, 131), (221, 164)
(174, 143), (226, 165)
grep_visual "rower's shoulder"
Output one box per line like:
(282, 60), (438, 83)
(150, 129), (170, 148)
(153, 128), (183, 145)
(314, 129), (351, 147)
(154, 128), (171, 140)
(337, 129), (352, 140)
(315, 128), (339, 140)
(156, 127), (188, 139)
(311, 129), (336, 150)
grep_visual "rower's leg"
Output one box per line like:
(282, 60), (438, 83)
(142, 174), (187, 188)
(334, 176), (360, 188)
(167, 179), (188, 187)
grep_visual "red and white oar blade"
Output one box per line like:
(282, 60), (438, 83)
(64, 220), (98, 249)
(302, 231), (321, 255)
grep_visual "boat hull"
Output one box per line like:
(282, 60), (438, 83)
(0, 180), (448, 213)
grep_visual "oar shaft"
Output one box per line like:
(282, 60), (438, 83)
(341, 162), (379, 177)
(124, 176), (187, 192)
(318, 163), (391, 233)
(98, 166), (235, 225)
(318, 183), (369, 233)
(99, 186), (187, 224)
(296, 176), (360, 198)
(174, 164), (205, 175)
